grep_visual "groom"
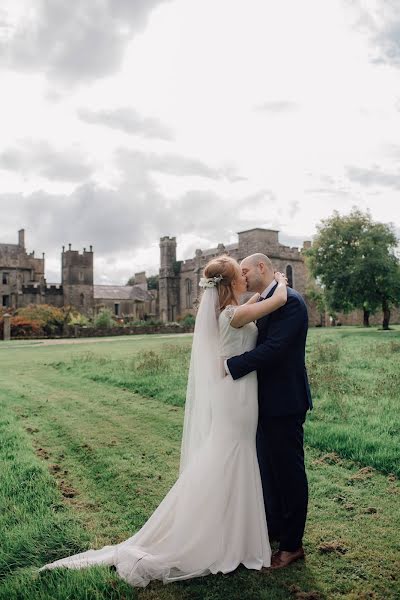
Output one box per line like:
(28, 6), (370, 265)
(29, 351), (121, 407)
(226, 253), (312, 569)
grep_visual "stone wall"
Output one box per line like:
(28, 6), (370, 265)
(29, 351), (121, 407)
(334, 306), (400, 327)
(10, 324), (194, 339)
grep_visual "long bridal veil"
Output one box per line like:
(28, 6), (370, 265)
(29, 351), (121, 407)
(39, 282), (271, 586)
(179, 286), (221, 474)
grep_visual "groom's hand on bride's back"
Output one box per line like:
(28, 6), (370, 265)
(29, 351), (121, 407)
(220, 357), (229, 377)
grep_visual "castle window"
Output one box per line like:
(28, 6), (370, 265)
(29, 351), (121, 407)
(79, 271), (84, 281)
(2, 295), (10, 307)
(80, 293), (84, 306)
(286, 265), (293, 288)
(2, 272), (9, 285)
(185, 278), (193, 308)
(114, 303), (120, 316)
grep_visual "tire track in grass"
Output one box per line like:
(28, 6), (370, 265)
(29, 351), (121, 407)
(0, 368), (183, 544)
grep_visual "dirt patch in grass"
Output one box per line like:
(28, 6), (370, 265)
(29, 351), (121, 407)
(348, 466), (375, 483)
(312, 452), (342, 466)
(288, 585), (324, 600)
(48, 463), (62, 474)
(59, 480), (78, 498)
(362, 507), (377, 514)
(318, 541), (348, 554)
(35, 447), (50, 460)
(345, 593), (379, 600)
(25, 426), (39, 434)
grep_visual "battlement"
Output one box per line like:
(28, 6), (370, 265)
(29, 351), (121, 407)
(181, 257), (197, 270)
(62, 244), (93, 255)
(44, 284), (64, 298)
(21, 283), (43, 293)
(46, 283), (62, 290)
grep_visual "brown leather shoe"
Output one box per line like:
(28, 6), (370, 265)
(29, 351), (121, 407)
(270, 547), (305, 569)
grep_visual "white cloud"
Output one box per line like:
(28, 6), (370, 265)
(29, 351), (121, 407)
(0, 0), (399, 284)
(78, 107), (174, 140)
(0, 0), (171, 85)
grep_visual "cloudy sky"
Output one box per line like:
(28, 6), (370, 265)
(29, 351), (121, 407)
(0, 0), (399, 284)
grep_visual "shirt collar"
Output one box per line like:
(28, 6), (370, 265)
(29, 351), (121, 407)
(260, 279), (277, 299)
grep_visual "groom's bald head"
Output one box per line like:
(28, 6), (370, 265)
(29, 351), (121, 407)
(240, 253), (275, 293)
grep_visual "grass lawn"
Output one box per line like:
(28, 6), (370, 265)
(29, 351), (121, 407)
(0, 327), (399, 599)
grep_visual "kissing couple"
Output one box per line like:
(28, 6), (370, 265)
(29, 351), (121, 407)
(39, 252), (312, 587)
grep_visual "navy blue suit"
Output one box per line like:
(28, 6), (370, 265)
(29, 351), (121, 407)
(227, 284), (312, 551)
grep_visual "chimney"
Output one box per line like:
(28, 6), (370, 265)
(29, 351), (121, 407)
(134, 271), (147, 288)
(18, 229), (25, 248)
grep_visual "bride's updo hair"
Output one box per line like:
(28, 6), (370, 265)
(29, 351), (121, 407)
(203, 255), (240, 310)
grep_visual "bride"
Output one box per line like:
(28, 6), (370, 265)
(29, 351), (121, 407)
(39, 256), (288, 587)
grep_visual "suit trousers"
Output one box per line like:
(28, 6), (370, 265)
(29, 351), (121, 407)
(256, 413), (308, 552)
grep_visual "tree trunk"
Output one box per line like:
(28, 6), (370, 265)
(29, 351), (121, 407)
(363, 308), (370, 327)
(382, 298), (390, 330)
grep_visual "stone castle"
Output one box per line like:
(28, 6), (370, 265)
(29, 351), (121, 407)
(159, 228), (311, 322)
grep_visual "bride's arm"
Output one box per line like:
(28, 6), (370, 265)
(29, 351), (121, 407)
(230, 273), (287, 328)
(244, 292), (261, 304)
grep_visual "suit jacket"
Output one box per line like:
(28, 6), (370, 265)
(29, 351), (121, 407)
(227, 284), (312, 419)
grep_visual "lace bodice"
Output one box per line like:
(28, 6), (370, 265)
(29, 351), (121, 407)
(219, 305), (258, 358)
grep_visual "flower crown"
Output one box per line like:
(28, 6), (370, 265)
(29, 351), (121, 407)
(199, 274), (223, 288)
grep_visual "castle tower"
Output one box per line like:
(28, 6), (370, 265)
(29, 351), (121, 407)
(238, 228), (280, 256)
(159, 236), (180, 322)
(62, 244), (94, 314)
(18, 228), (25, 248)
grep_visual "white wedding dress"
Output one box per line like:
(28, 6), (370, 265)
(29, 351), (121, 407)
(39, 305), (271, 587)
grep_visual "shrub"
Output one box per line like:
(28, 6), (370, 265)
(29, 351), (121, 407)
(178, 313), (195, 327)
(94, 308), (114, 329)
(16, 304), (65, 335)
(142, 318), (162, 327)
(10, 316), (43, 337)
(68, 313), (91, 327)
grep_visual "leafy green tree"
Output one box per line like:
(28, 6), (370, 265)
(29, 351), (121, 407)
(147, 275), (159, 290)
(126, 276), (135, 286)
(305, 282), (327, 327)
(306, 208), (400, 329)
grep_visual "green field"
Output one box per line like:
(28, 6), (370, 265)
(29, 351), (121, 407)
(0, 328), (399, 600)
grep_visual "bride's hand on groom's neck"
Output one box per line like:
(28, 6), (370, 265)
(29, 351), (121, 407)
(274, 271), (288, 286)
